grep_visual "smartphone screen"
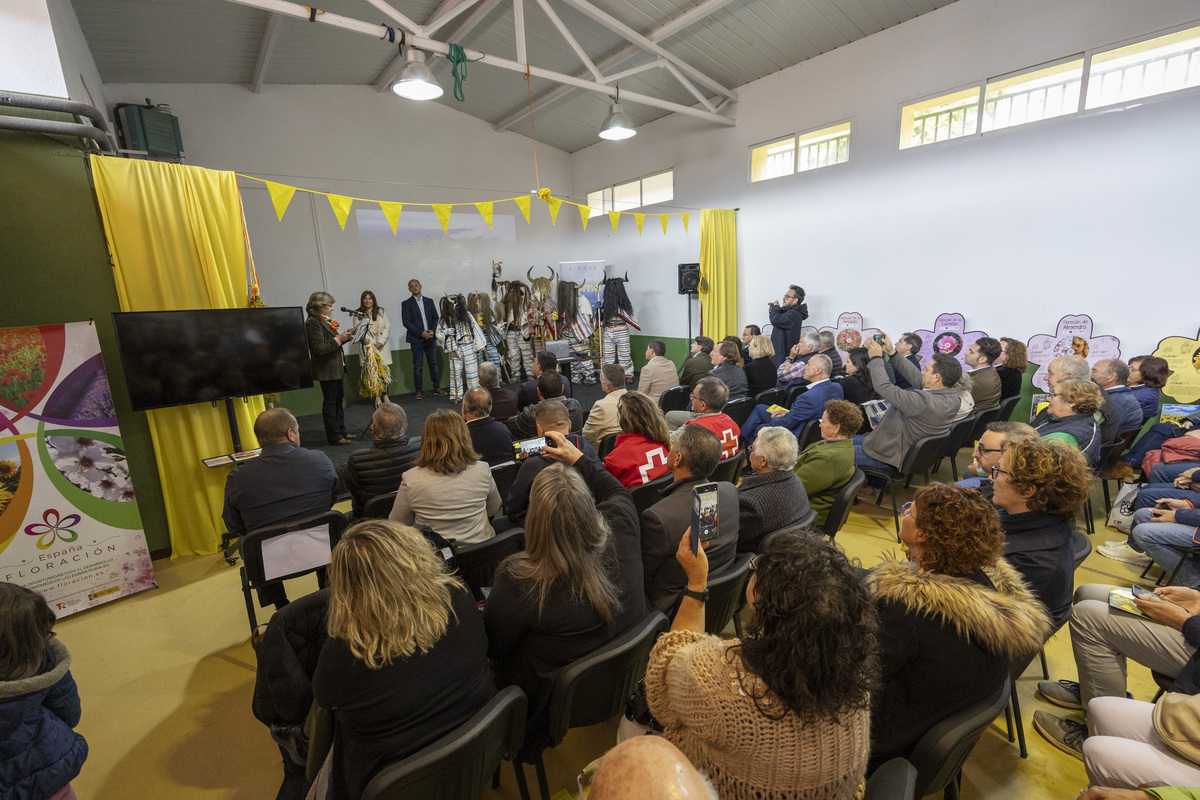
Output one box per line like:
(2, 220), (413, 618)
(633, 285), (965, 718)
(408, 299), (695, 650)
(1131, 585), (1155, 600)
(512, 437), (546, 460)
(690, 482), (720, 554)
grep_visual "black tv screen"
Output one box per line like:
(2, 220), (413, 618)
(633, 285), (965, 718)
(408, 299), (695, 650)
(111, 308), (314, 412)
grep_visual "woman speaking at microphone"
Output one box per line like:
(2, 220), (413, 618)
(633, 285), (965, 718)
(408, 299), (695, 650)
(306, 291), (355, 445)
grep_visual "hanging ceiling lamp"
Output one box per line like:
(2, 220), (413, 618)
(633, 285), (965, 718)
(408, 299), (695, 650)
(391, 48), (444, 100)
(598, 84), (636, 140)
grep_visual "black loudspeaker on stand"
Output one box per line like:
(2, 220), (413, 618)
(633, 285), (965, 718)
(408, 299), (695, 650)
(677, 263), (700, 294)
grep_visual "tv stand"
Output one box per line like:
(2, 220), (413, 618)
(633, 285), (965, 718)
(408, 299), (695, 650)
(200, 397), (260, 468)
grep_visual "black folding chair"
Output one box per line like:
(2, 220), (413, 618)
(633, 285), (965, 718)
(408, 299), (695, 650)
(754, 388), (784, 407)
(967, 406), (1001, 444)
(703, 552), (754, 637)
(456, 528), (526, 602)
(783, 383), (809, 407)
(362, 490), (399, 520)
(860, 431), (953, 537)
(361, 686), (531, 800)
(795, 418), (822, 451)
(723, 397), (756, 430)
(631, 473), (674, 515)
(490, 461), (520, 514)
(864, 758), (918, 800)
(709, 450), (747, 484)
(909, 678), (1012, 800)
(1097, 429), (1138, 513)
(659, 385), (691, 413)
(597, 432), (619, 458)
(821, 469), (867, 539)
(238, 510), (348, 635)
(995, 394), (1021, 422)
(934, 415), (977, 479)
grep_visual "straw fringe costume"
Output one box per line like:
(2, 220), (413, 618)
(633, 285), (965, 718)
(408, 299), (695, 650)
(601, 277), (639, 380)
(437, 295), (486, 402)
(558, 280), (597, 385)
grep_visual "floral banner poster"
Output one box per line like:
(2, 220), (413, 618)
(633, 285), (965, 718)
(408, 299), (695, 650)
(0, 322), (155, 617)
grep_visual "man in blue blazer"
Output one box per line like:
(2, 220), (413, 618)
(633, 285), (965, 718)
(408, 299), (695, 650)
(739, 355), (843, 445)
(400, 279), (443, 399)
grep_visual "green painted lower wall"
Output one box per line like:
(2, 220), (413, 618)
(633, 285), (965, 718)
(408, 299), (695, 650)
(278, 349), (453, 415)
(1, 132), (171, 555)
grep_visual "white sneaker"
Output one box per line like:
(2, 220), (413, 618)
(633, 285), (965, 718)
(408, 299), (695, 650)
(1097, 540), (1152, 565)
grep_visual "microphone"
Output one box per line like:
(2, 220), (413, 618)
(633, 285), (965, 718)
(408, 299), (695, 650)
(340, 307), (365, 316)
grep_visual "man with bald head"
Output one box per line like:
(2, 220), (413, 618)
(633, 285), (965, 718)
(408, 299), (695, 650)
(738, 354), (842, 444)
(222, 407), (339, 608)
(1037, 355), (1120, 447)
(1091, 358), (1142, 435)
(587, 736), (718, 800)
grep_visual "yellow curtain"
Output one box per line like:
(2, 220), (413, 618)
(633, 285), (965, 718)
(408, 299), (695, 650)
(91, 156), (264, 556)
(698, 208), (738, 340)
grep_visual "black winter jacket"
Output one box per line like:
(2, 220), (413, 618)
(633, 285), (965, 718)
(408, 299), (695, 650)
(340, 437), (420, 516)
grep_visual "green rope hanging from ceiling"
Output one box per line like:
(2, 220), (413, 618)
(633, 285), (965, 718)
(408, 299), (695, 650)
(447, 43), (484, 102)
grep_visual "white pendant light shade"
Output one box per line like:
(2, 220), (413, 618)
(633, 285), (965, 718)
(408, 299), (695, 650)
(391, 50), (444, 100)
(599, 102), (636, 140)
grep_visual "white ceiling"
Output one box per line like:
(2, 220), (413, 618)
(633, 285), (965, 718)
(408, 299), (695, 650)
(72, 0), (959, 152)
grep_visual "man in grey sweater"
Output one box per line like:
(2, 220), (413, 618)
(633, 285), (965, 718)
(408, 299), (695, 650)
(854, 334), (962, 470)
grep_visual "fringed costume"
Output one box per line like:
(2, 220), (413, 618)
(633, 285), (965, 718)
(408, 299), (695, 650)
(436, 294), (485, 402)
(557, 280), (597, 385)
(601, 277), (640, 379)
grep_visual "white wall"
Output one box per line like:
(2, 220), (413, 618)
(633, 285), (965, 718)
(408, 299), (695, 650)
(2, 0), (68, 98)
(570, 0), (1200, 359)
(102, 82), (585, 355)
(44, 0), (111, 129)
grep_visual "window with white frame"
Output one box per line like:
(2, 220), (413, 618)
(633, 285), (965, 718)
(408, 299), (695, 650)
(983, 58), (1084, 132)
(899, 88), (981, 149)
(750, 123), (851, 183)
(1086, 24), (1200, 109)
(587, 170), (674, 217)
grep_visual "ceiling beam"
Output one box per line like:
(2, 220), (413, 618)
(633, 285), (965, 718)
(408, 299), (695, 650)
(360, 0), (422, 36)
(513, 0), (527, 64)
(423, 0), (503, 72)
(422, 0), (486, 38)
(373, 0), (502, 90)
(222, 0), (734, 127)
(250, 12), (282, 93)
(532, 0), (603, 83)
(492, 0), (738, 131)
(662, 60), (715, 112)
(555, 0), (735, 101)
(600, 59), (661, 86)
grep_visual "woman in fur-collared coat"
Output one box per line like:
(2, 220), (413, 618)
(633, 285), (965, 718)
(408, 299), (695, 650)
(866, 483), (1051, 772)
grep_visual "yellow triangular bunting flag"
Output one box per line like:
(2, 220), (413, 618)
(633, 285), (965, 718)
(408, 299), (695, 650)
(266, 181), (297, 221)
(475, 202), (494, 229)
(433, 204), (452, 234)
(379, 202), (403, 234)
(659, 214), (669, 234)
(681, 212), (690, 233)
(514, 195), (531, 224)
(609, 210), (621, 234)
(579, 204), (590, 231)
(547, 196), (563, 225)
(634, 214), (645, 235)
(327, 194), (353, 230)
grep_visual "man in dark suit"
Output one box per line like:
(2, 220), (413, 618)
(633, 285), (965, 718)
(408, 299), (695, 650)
(738, 355), (843, 444)
(516, 350), (571, 411)
(223, 408), (339, 609)
(400, 279), (443, 399)
(462, 387), (514, 467)
(677, 336), (714, 388)
(479, 361), (518, 421)
(640, 425), (738, 614)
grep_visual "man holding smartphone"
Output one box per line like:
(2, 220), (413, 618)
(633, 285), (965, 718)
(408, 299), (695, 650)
(501, 401), (600, 525)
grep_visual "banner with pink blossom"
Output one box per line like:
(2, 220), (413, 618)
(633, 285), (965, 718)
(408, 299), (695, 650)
(0, 322), (155, 617)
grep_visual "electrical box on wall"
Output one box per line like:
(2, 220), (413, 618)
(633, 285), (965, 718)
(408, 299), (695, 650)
(115, 103), (184, 160)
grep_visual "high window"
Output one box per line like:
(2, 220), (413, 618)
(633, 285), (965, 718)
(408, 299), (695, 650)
(587, 170), (674, 217)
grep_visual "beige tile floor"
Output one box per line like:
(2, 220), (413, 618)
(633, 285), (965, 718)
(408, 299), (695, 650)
(57, 484), (1159, 800)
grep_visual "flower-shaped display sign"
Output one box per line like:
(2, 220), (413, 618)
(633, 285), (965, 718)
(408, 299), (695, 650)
(1154, 327), (1200, 403)
(1025, 314), (1121, 392)
(819, 313), (882, 353)
(912, 313), (990, 368)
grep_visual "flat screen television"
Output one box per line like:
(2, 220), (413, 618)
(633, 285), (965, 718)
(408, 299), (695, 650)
(111, 308), (313, 412)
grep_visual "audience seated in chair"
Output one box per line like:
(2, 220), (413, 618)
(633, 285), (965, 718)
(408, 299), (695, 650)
(647, 529), (877, 800)
(504, 400), (601, 525)
(515, 350), (572, 411)
(584, 735), (718, 800)
(1092, 358), (1143, 435)
(1127, 355), (1170, 427)
(678, 336), (714, 389)
(837, 347), (876, 406)
(956, 420), (1039, 496)
(995, 337), (1028, 400)
(852, 335), (961, 471)
(664, 377), (741, 460)
(583, 364), (630, 447)
(964, 337), (1002, 412)
(866, 484), (1050, 772)
(706, 340), (749, 401)
(737, 427), (810, 553)
(817, 330), (845, 377)
(1099, 464), (1200, 567)
(954, 371), (976, 420)
(603, 391), (671, 489)
(885, 333), (923, 390)
(462, 387), (515, 467)
(312, 520), (495, 800)
(339, 403), (420, 518)
(794, 400), (862, 527)
(483, 431), (646, 757)
(1034, 585), (1200, 762)
(992, 438), (1093, 628)
(389, 410), (501, 545)
(223, 407), (339, 610)
(1035, 378), (1103, 465)
(506, 371), (583, 439)
(743, 335), (778, 398)
(478, 361), (518, 422)
(641, 425), (738, 614)
(1113, 408), (1200, 480)
(774, 331), (821, 390)
(635, 339), (680, 406)
(739, 354), (841, 445)
(1034, 355), (1121, 449)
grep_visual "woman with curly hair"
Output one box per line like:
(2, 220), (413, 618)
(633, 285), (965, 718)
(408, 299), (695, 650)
(793, 399), (861, 526)
(996, 337), (1029, 399)
(992, 438), (1093, 627)
(313, 520), (495, 800)
(1128, 355), (1170, 424)
(1036, 379), (1103, 464)
(646, 529), (879, 800)
(867, 483), (1050, 771)
(603, 391), (671, 488)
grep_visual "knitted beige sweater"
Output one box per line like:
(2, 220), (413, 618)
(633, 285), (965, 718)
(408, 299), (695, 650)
(645, 630), (870, 800)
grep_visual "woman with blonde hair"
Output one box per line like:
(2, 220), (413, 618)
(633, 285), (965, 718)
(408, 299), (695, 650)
(604, 391), (671, 488)
(354, 290), (392, 407)
(996, 337), (1028, 399)
(389, 409), (501, 543)
(485, 432), (645, 755)
(744, 335), (777, 398)
(1036, 379), (1103, 464)
(313, 520), (494, 800)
